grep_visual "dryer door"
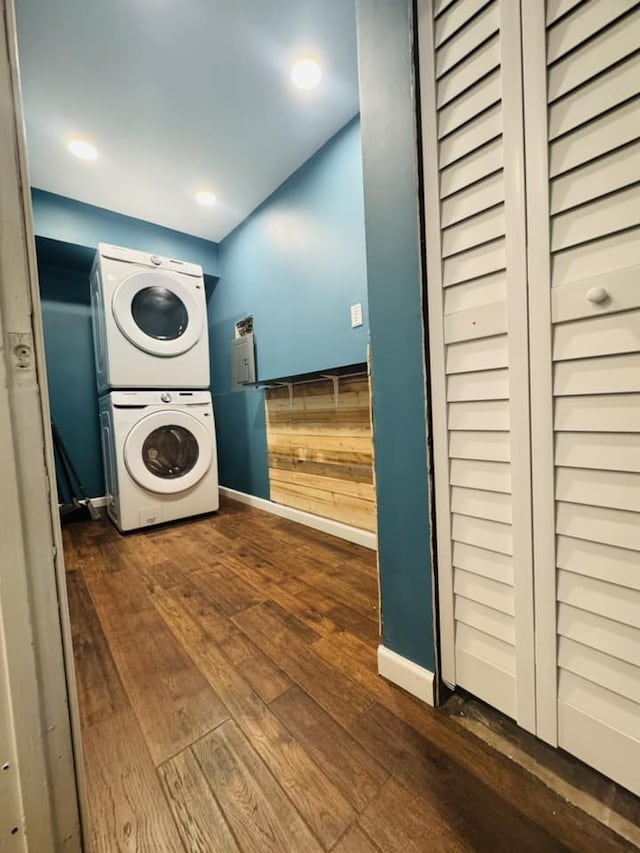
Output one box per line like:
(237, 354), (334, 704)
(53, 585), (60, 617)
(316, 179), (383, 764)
(112, 270), (204, 357)
(124, 409), (212, 494)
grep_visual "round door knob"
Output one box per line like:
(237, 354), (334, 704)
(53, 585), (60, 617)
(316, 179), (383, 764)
(586, 286), (609, 304)
(160, 392), (172, 402)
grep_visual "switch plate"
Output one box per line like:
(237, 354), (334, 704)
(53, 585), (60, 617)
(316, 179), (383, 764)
(351, 303), (363, 328)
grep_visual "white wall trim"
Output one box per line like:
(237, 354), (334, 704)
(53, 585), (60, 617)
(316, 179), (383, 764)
(219, 486), (377, 551)
(377, 645), (435, 706)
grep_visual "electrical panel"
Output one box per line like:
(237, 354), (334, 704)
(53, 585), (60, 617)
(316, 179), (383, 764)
(231, 332), (256, 390)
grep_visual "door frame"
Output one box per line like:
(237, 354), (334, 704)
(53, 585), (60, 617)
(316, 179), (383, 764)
(0, 1), (83, 849)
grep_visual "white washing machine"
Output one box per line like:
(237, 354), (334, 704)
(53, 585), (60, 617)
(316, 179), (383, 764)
(91, 243), (210, 392)
(99, 390), (219, 532)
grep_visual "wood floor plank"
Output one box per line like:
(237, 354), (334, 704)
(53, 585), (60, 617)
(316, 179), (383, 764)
(299, 552), (380, 599)
(111, 612), (230, 766)
(102, 536), (155, 576)
(326, 603), (379, 642)
(66, 507), (636, 853)
(253, 598), (323, 645)
(231, 540), (303, 579)
(161, 581), (293, 703)
(153, 587), (356, 848)
(66, 571), (129, 729)
(312, 629), (427, 719)
(89, 571), (229, 765)
(333, 824), (382, 853)
(82, 709), (185, 853)
(233, 602), (375, 728)
(66, 532), (118, 580)
(192, 564), (265, 616)
(185, 524), (231, 558)
(120, 527), (207, 592)
(314, 631), (631, 852)
(218, 553), (338, 638)
(217, 544), (302, 584)
(192, 720), (323, 853)
(237, 653), (293, 704)
(271, 686), (388, 812)
(352, 702), (569, 853)
(135, 559), (195, 595)
(297, 585), (380, 643)
(360, 778), (470, 853)
(344, 552), (379, 575)
(295, 564), (379, 622)
(277, 519), (372, 560)
(86, 567), (157, 639)
(61, 525), (81, 567)
(159, 748), (240, 853)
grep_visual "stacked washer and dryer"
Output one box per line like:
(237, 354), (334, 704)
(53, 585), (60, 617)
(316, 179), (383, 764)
(91, 243), (219, 532)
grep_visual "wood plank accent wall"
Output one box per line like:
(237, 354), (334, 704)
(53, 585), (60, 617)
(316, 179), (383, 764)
(265, 375), (377, 533)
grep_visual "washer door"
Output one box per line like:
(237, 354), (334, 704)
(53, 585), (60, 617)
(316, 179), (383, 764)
(112, 270), (203, 357)
(124, 410), (212, 494)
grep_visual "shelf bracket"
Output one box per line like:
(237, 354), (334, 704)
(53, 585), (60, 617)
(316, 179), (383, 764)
(322, 374), (340, 409)
(285, 382), (294, 410)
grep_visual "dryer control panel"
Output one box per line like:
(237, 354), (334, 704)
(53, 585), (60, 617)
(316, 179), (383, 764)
(98, 242), (203, 278)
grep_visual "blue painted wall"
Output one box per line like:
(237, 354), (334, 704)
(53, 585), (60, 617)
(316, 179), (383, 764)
(32, 189), (220, 276)
(39, 261), (104, 501)
(210, 117), (369, 496)
(356, 0), (436, 672)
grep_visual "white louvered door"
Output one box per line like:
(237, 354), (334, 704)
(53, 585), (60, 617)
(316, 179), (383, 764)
(419, 0), (640, 794)
(523, 1), (640, 796)
(418, 0), (536, 730)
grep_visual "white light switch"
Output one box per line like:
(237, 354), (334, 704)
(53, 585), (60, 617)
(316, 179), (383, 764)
(351, 303), (363, 328)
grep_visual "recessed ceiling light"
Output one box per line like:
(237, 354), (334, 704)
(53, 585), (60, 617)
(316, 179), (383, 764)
(291, 58), (322, 90)
(195, 190), (217, 207)
(67, 138), (98, 160)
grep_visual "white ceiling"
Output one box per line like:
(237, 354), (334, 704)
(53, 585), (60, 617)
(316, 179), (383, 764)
(16, 0), (359, 242)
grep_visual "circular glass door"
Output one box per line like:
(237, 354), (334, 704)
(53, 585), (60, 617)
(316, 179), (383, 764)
(112, 270), (203, 357)
(131, 287), (189, 341)
(124, 410), (212, 494)
(142, 424), (199, 479)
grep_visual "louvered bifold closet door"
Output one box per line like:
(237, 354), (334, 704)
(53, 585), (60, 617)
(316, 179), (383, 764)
(418, 0), (535, 729)
(523, 0), (640, 795)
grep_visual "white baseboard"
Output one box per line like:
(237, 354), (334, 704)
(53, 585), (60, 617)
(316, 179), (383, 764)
(377, 645), (435, 706)
(59, 495), (108, 509)
(219, 486), (377, 551)
(88, 496), (108, 508)
(88, 490), (377, 551)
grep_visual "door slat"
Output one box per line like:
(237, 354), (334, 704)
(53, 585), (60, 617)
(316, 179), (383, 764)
(548, 11), (640, 101)
(450, 458), (512, 493)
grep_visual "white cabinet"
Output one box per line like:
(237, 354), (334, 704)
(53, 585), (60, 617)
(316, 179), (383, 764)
(419, 0), (640, 795)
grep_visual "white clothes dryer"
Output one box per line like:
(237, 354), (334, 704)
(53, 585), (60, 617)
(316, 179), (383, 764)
(91, 243), (210, 392)
(99, 390), (219, 532)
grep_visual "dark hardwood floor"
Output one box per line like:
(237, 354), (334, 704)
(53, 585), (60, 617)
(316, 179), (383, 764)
(63, 499), (636, 852)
